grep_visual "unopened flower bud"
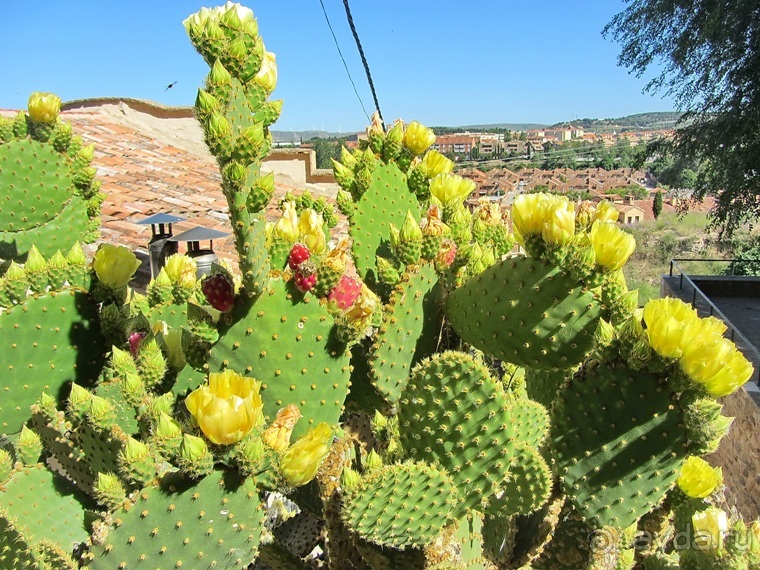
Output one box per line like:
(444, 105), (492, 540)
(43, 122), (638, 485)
(94, 472), (127, 510)
(17, 425), (42, 465)
(340, 466), (361, 491)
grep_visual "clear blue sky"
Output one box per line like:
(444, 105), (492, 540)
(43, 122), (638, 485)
(0, 1), (676, 132)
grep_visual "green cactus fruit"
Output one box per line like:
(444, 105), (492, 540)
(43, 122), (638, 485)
(93, 471), (127, 510)
(118, 436), (157, 486)
(552, 361), (689, 529)
(2, 261), (28, 303)
(342, 461), (460, 549)
(89, 469), (265, 569)
(16, 425), (43, 465)
(369, 263), (442, 404)
(209, 277), (350, 439)
(375, 255), (401, 287)
(447, 256), (603, 369)
(350, 162), (421, 285)
(0, 289), (106, 436)
(46, 249), (68, 290)
(399, 351), (538, 516)
(679, 391), (734, 454)
(0, 464), (91, 552)
(0, 450), (12, 484)
(486, 443), (552, 516)
(23, 244), (48, 293)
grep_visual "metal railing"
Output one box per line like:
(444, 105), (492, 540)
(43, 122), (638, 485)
(667, 259), (760, 387)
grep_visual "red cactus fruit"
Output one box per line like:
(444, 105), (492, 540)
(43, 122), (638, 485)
(294, 271), (317, 292)
(201, 272), (236, 312)
(129, 331), (147, 356)
(288, 243), (311, 269)
(328, 275), (362, 310)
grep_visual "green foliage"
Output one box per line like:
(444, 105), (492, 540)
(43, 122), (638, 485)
(653, 189), (663, 219)
(605, 0), (760, 234)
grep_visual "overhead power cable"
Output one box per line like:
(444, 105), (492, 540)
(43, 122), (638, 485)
(341, 0), (384, 129)
(317, 0), (371, 124)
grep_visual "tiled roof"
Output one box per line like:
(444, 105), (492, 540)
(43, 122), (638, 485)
(1, 99), (340, 267)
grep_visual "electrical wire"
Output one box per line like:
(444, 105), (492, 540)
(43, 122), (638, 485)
(317, 0), (371, 124)
(341, 0), (384, 129)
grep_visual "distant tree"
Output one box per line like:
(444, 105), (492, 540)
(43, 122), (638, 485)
(653, 190), (663, 219)
(604, 0), (760, 235)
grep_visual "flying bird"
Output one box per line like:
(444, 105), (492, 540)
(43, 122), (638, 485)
(165, 81), (178, 91)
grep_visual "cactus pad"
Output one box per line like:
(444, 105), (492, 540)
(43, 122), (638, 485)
(209, 278), (350, 439)
(551, 361), (689, 529)
(89, 469), (264, 569)
(0, 289), (106, 435)
(0, 464), (91, 551)
(369, 263), (442, 404)
(349, 162), (420, 284)
(486, 444), (552, 516)
(447, 256), (602, 369)
(399, 352), (520, 515)
(342, 462), (459, 549)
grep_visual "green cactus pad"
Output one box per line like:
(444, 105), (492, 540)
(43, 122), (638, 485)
(0, 289), (106, 435)
(511, 397), (550, 450)
(486, 444), (552, 516)
(342, 462), (459, 549)
(0, 464), (91, 550)
(369, 263), (442, 404)
(350, 162), (420, 284)
(89, 469), (264, 570)
(399, 351), (519, 515)
(525, 366), (572, 410)
(0, 511), (37, 569)
(446, 256), (602, 369)
(551, 361), (689, 529)
(0, 139), (72, 231)
(209, 277), (350, 439)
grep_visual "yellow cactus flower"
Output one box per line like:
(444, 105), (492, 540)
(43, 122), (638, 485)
(511, 193), (548, 239)
(27, 92), (62, 123)
(589, 221), (636, 271)
(429, 174), (476, 206)
(280, 422), (333, 487)
(403, 121), (436, 156)
(263, 404), (302, 451)
(642, 297), (698, 359)
(682, 337), (753, 397)
(595, 200), (620, 223)
(298, 209), (327, 254)
(677, 456), (723, 498)
(162, 254), (197, 284)
(692, 507), (729, 552)
(93, 244), (141, 289)
(418, 149), (454, 179)
(254, 51), (278, 93)
(272, 201), (300, 243)
(322, 236), (351, 274)
(185, 370), (263, 445)
(542, 199), (575, 245)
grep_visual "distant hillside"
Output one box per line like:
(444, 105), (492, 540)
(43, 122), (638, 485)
(432, 123), (548, 133)
(271, 130), (358, 143)
(551, 112), (683, 132)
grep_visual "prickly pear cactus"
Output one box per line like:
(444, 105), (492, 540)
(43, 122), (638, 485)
(0, 93), (102, 260)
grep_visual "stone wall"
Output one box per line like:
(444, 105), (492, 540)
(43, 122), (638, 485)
(708, 386), (760, 520)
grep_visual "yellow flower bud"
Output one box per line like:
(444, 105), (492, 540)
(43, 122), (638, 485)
(93, 244), (141, 289)
(642, 297), (698, 359)
(263, 404), (302, 451)
(185, 370), (263, 445)
(273, 201), (300, 243)
(429, 174), (476, 206)
(692, 507), (729, 551)
(541, 199), (575, 245)
(27, 92), (61, 123)
(418, 149), (454, 179)
(403, 121), (436, 156)
(280, 422), (333, 487)
(163, 254), (197, 284)
(589, 221), (636, 271)
(254, 51), (278, 93)
(298, 209), (327, 254)
(677, 456), (723, 498)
